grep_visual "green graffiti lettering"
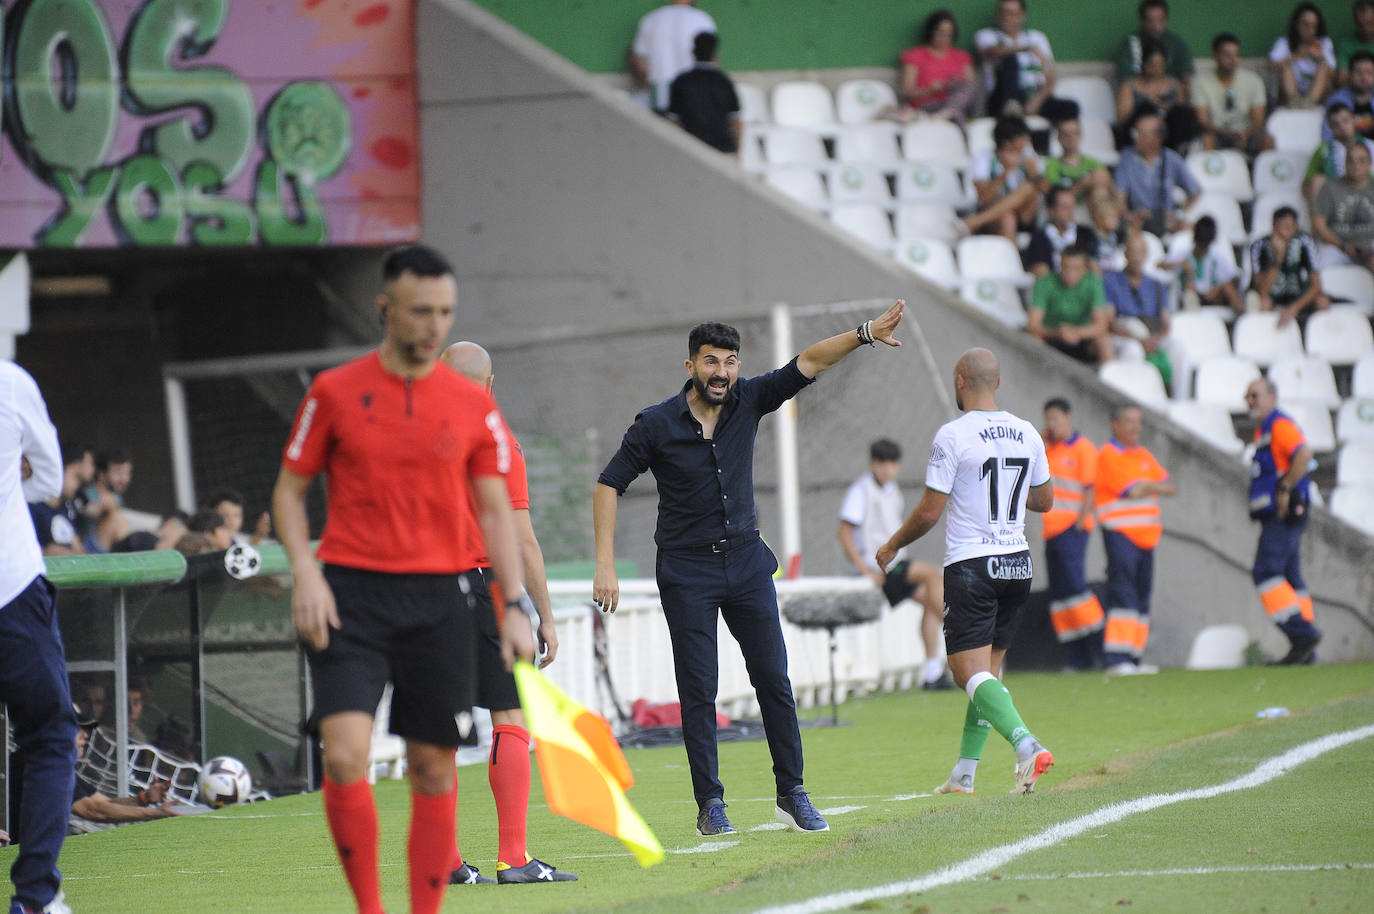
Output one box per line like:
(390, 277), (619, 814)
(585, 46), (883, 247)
(9, 0), (119, 177)
(113, 155), (184, 245)
(38, 167), (118, 247)
(183, 162), (254, 245)
(123, 0), (256, 183)
(255, 159), (326, 246)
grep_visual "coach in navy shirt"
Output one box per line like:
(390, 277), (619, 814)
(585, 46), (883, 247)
(593, 301), (905, 837)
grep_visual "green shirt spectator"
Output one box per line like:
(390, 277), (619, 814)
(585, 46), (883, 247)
(1044, 153), (1104, 190)
(1031, 270), (1109, 328)
(1027, 247), (1115, 365)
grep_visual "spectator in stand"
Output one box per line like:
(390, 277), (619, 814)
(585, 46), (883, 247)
(1270, 3), (1336, 109)
(899, 9), (976, 124)
(667, 32), (740, 155)
(1105, 232), (1174, 391)
(1338, 0), (1374, 83)
(1026, 186), (1100, 278)
(1090, 195), (1129, 272)
(1193, 34), (1273, 155)
(1248, 205), (1331, 327)
(1116, 38), (1197, 152)
(1311, 140), (1374, 269)
(1321, 52), (1374, 142)
(81, 448), (134, 553)
(1044, 116), (1111, 203)
(1305, 102), (1374, 201)
(1114, 107), (1201, 237)
(28, 448), (92, 556)
(974, 0), (1078, 122)
(187, 509), (233, 552)
(205, 487), (270, 546)
(1115, 1), (1194, 87)
(1163, 216), (1243, 313)
(963, 115), (1046, 238)
(110, 510), (190, 553)
(627, 0), (716, 113)
(1027, 245), (1115, 365)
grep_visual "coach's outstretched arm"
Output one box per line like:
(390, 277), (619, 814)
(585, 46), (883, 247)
(796, 299), (905, 378)
(592, 483), (621, 614)
(875, 487), (948, 570)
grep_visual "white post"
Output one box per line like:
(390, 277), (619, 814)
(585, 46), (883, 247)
(163, 376), (197, 512)
(772, 303), (803, 579)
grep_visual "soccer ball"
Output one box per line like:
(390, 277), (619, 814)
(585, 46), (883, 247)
(224, 543), (261, 580)
(198, 756), (253, 808)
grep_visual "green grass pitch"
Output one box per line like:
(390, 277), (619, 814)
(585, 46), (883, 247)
(7, 665), (1372, 913)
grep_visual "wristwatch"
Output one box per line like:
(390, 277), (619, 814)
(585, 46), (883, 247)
(504, 592), (535, 617)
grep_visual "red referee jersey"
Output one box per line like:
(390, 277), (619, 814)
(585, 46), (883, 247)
(282, 351), (512, 574)
(461, 433), (530, 570)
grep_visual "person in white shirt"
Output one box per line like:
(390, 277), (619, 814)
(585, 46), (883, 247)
(1, 361), (78, 914)
(877, 348), (1055, 797)
(974, 0), (1077, 122)
(626, 0), (717, 112)
(837, 439), (953, 691)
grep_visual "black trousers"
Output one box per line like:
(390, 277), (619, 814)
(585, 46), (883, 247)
(655, 536), (804, 807)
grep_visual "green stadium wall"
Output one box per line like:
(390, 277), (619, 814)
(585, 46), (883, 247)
(469, 1), (1362, 73)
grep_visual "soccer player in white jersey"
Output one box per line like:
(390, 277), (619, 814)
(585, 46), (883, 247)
(877, 348), (1057, 795)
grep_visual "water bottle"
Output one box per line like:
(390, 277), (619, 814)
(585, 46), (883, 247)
(1256, 706), (1290, 719)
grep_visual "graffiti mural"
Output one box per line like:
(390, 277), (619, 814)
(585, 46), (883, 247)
(0, 0), (419, 247)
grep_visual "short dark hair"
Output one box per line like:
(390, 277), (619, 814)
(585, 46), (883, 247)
(1138, 36), (1167, 65)
(1043, 397), (1072, 414)
(95, 449), (130, 472)
(869, 439), (902, 462)
(1349, 50), (1374, 71)
(1110, 402), (1141, 421)
(993, 115), (1030, 148)
(162, 509), (190, 525)
(205, 488), (244, 509)
(61, 442), (91, 468)
(1193, 215), (1218, 247)
(1273, 205), (1299, 224)
(381, 245), (452, 283)
(1327, 101), (1354, 119)
(1047, 185), (1076, 209)
(688, 322), (740, 356)
(922, 9), (958, 44)
(692, 31), (718, 62)
(1139, 0), (1168, 18)
(1212, 32), (1240, 53)
(188, 509), (226, 534)
(998, 0), (1026, 9)
(1061, 244), (1092, 262)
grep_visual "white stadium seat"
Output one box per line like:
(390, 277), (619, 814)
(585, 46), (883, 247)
(835, 79), (898, 125)
(1279, 400), (1336, 451)
(895, 202), (962, 244)
(1330, 484), (1374, 535)
(1355, 354), (1374, 397)
(1185, 193), (1248, 247)
(900, 119), (971, 170)
(965, 117), (996, 158)
(827, 164), (893, 206)
(738, 124), (766, 173)
(1167, 401), (1244, 454)
(1056, 75), (1117, 124)
(763, 166), (829, 211)
(829, 204), (894, 249)
(1077, 117), (1121, 166)
(959, 278), (1027, 328)
(761, 126), (828, 165)
(1231, 311), (1305, 367)
(895, 161), (970, 208)
(1252, 150), (1309, 196)
(1100, 360), (1169, 407)
(892, 236), (961, 289)
(736, 83), (769, 124)
(956, 235), (1033, 288)
(834, 123), (903, 168)
(1194, 355), (1262, 409)
(1336, 397), (1374, 444)
(1336, 441), (1374, 485)
(1168, 311), (1233, 398)
(1248, 191), (1311, 242)
(1269, 355), (1341, 409)
(1186, 150), (1254, 203)
(771, 81), (837, 131)
(1304, 307), (1374, 365)
(1319, 265), (1374, 315)
(1266, 108), (1325, 154)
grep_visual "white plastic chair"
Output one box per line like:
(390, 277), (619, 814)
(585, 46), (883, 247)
(1077, 117), (1121, 166)
(763, 167), (829, 211)
(1320, 265), (1374, 314)
(959, 278), (1027, 328)
(761, 126), (829, 166)
(1167, 401), (1244, 453)
(1266, 108), (1325, 155)
(827, 164), (893, 206)
(1186, 150), (1255, 203)
(834, 123), (903, 168)
(1336, 441), (1374, 485)
(895, 202), (961, 244)
(1185, 193), (1248, 247)
(1056, 75), (1117, 124)
(1330, 484), (1374, 535)
(900, 120), (971, 170)
(1194, 355), (1262, 409)
(895, 161), (970, 208)
(1280, 400), (1336, 451)
(1100, 360), (1170, 407)
(736, 83), (769, 125)
(1168, 311), (1233, 397)
(1269, 355), (1341, 409)
(1252, 150), (1309, 196)
(829, 204), (894, 249)
(738, 124), (767, 173)
(1304, 307), (1374, 365)
(1139, 231), (1176, 289)
(1336, 397), (1374, 443)
(956, 235), (1033, 288)
(1232, 311), (1306, 367)
(965, 117), (996, 158)
(1186, 624), (1250, 669)
(771, 81), (837, 131)
(1248, 191), (1311, 242)
(835, 79), (898, 125)
(1355, 353), (1374, 397)
(892, 236), (961, 289)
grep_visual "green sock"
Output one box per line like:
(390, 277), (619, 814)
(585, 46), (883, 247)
(958, 699), (992, 760)
(971, 676), (1033, 750)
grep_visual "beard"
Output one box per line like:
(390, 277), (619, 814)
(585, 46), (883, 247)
(692, 374), (733, 404)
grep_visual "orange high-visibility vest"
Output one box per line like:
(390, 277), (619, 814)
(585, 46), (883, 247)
(1095, 439), (1168, 550)
(1043, 432), (1098, 539)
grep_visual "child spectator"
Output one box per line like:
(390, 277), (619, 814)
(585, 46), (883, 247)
(1026, 186), (1099, 277)
(1090, 196), (1130, 273)
(1163, 216), (1243, 313)
(1043, 116), (1111, 202)
(963, 115), (1045, 238)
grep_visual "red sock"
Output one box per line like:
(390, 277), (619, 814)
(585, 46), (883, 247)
(322, 775), (384, 914)
(490, 724), (532, 866)
(409, 781), (458, 914)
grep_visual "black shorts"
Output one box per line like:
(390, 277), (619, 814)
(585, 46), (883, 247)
(882, 561), (917, 607)
(942, 551), (1033, 655)
(471, 567), (521, 711)
(307, 565), (477, 747)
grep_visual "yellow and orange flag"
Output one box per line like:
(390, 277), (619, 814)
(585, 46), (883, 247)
(512, 661), (664, 867)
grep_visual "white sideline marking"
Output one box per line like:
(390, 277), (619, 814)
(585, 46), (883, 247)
(673, 841), (741, 854)
(750, 822), (787, 832)
(892, 793), (932, 800)
(818, 805), (865, 815)
(999, 862), (1374, 881)
(755, 723), (1374, 914)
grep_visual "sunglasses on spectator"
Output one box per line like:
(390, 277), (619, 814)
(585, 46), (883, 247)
(1225, 89), (1236, 111)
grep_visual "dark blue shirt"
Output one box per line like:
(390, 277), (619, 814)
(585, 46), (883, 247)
(598, 357), (814, 550)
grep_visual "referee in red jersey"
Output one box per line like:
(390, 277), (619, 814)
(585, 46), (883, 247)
(272, 246), (534, 914)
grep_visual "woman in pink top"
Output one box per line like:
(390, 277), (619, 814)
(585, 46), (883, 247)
(900, 10), (976, 123)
